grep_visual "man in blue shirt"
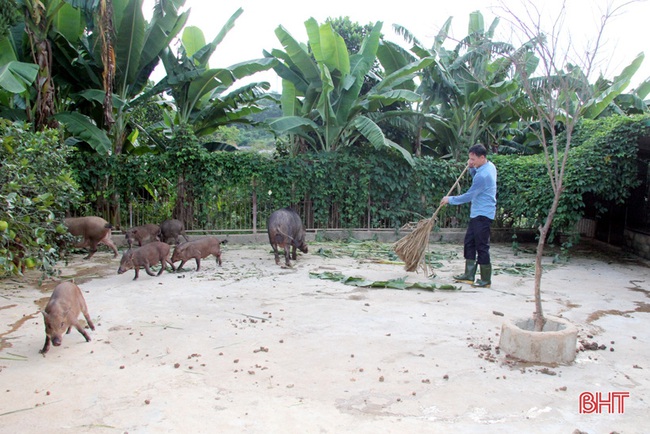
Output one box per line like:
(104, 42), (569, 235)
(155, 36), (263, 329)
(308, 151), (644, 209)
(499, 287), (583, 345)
(440, 144), (497, 287)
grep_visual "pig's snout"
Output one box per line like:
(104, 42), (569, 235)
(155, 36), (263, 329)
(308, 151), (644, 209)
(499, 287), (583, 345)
(52, 336), (62, 346)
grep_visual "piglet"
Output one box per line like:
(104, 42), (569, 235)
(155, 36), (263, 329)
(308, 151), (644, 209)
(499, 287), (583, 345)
(159, 219), (189, 245)
(117, 241), (175, 280)
(40, 281), (95, 355)
(171, 237), (227, 271)
(64, 216), (119, 259)
(125, 223), (161, 248)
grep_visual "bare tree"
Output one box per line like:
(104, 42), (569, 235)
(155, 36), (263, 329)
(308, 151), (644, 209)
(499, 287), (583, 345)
(499, 0), (643, 331)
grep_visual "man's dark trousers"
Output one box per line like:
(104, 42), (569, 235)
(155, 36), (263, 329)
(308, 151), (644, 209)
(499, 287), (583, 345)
(463, 216), (493, 264)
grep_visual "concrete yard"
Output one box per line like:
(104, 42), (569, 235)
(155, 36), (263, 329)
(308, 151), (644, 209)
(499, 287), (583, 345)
(0, 239), (648, 433)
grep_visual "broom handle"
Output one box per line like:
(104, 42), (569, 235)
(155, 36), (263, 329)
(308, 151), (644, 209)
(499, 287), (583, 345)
(430, 164), (470, 220)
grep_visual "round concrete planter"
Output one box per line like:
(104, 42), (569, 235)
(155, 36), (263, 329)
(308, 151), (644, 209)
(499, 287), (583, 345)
(499, 315), (578, 364)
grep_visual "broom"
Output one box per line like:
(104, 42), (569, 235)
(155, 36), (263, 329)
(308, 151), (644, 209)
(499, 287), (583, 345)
(393, 165), (469, 273)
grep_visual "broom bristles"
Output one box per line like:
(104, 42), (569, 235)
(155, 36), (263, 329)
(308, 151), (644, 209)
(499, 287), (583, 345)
(393, 165), (469, 274)
(393, 216), (437, 272)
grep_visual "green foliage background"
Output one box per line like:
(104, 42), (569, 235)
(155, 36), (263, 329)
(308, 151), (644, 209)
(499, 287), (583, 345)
(69, 145), (467, 231)
(67, 115), (646, 240)
(493, 115), (646, 240)
(1, 115), (646, 277)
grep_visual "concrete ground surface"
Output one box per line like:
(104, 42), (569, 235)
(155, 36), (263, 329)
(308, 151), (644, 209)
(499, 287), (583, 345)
(0, 239), (648, 433)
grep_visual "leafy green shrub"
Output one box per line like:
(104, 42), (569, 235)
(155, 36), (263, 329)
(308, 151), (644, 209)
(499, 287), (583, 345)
(0, 120), (83, 277)
(492, 115), (645, 239)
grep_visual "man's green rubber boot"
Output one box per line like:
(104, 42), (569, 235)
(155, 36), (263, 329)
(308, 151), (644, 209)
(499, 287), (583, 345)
(473, 264), (492, 288)
(453, 260), (477, 284)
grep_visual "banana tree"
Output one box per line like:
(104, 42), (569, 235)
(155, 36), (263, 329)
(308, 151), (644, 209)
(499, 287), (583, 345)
(0, 37), (38, 119)
(13, 0), (82, 130)
(42, 0), (188, 154)
(0, 1), (37, 107)
(146, 15), (277, 139)
(393, 11), (539, 158)
(609, 76), (650, 115)
(40, 0), (189, 227)
(579, 57), (648, 119)
(265, 18), (436, 164)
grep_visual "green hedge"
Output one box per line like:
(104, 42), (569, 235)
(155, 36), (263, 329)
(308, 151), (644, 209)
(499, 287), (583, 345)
(67, 115), (646, 239)
(492, 115), (646, 240)
(69, 145), (467, 231)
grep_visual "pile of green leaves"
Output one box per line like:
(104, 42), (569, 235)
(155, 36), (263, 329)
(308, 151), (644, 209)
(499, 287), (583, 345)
(0, 121), (82, 277)
(313, 238), (458, 269)
(309, 271), (460, 291)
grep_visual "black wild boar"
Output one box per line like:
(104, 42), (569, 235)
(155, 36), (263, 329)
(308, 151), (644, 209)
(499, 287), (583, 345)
(125, 223), (161, 248)
(117, 241), (175, 280)
(171, 237), (228, 271)
(159, 219), (189, 245)
(40, 281), (95, 355)
(267, 208), (308, 267)
(64, 216), (119, 259)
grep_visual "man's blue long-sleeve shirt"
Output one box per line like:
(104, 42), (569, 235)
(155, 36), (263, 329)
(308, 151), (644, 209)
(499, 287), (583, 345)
(448, 161), (497, 219)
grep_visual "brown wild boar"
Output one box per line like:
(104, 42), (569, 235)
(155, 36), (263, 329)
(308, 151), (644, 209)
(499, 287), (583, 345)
(125, 223), (161, 248)
(171, 237), (227, 271)
(159, 219), (189, 245)
(40, 281), (95, 355)
(117, 241), (175, 280)
(267, 208), (308, 267)
(64, 216), (119, 259)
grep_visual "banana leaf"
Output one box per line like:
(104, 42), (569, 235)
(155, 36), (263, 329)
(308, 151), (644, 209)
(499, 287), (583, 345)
(309, 272), (459, 291)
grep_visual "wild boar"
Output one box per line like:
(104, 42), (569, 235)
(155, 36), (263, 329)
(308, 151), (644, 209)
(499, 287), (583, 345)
(117, 241), (175, 280)
(267, 208), (308, 267)
(64, 216), (119, 259)
(40, 281), (95, 355)
(171, 237), (228, 271)
(125, 223), (161, 248)
(159, 219), (189, 245)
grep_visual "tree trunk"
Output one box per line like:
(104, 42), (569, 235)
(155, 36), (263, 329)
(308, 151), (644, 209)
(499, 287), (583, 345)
(26, 25), (58, 131)
(173, 173), (194, 228)
(533, 226), (547, 332)
(110, 191), (121, 230)
(99, 0), (115, 129)
(533, 192), (562, 331)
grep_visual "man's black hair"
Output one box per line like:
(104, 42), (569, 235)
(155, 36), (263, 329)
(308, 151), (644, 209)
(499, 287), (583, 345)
(468, 143), (487, 157)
